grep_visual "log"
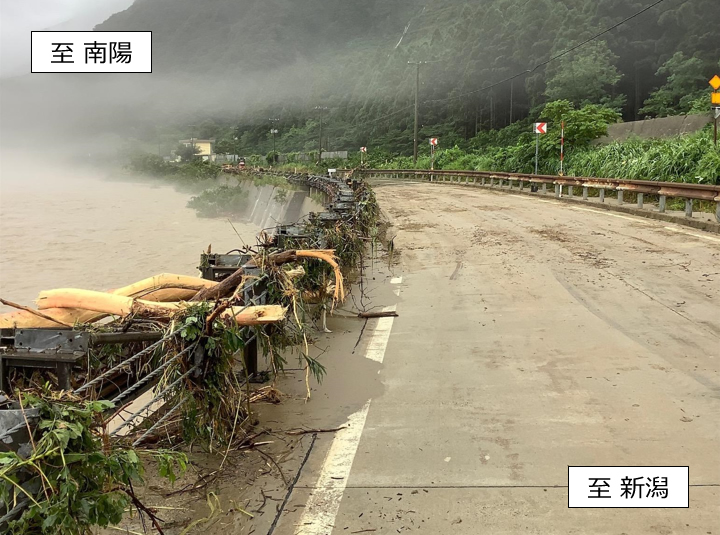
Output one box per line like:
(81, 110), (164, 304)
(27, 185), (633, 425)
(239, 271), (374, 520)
(357, 311), (398, 319)
(0, 274), (217, 329)
(35, 289), (285, 325)
(190, 249), (336, 302)
(191, 268), (245, 302)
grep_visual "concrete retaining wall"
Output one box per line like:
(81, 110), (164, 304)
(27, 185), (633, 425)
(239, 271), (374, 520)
(597, 114), (711, 144)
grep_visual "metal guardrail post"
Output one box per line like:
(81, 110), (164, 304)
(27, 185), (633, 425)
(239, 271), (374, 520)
(716, 201), (720, 223)
(685, 199), (693, 218)
(583, 186), (588, 200)
(638, 193), (644, 209)
(481, 177), (486, 186)
(567, 186), (574, 198)
(519, 180), (524, 191)
(659, 195), (667, 213)
(542, 183), (547, 194)
(599, 189), (605, 203)
(555, 184), (561, 198)
(618, 190), (624, 204)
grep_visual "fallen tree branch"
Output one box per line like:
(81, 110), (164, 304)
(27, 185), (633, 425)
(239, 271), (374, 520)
(357, 311), (398, 319)
(191, 268), (245, 302)
(0, 298), (73, 327)
(285, 426), (347, 436)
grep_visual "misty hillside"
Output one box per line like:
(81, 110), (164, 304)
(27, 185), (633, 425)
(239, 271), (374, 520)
(97, 0), (718, 123)
(96, 0), (416, 73)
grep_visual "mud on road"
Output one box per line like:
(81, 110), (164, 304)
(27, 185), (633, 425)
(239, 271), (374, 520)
(108, 181), (719, 535)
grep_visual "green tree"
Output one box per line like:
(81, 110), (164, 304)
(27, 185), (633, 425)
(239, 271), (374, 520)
(640, 53), (710, 117)
(176, 142), (201, 162)
(541, 100), (621, 146)
(545, 41), (623, 107)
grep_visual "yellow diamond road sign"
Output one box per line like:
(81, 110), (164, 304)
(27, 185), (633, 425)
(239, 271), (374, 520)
(710, 75), (720, 91)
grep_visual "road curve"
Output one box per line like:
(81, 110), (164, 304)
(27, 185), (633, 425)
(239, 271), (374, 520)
(279, 181), (720, 534)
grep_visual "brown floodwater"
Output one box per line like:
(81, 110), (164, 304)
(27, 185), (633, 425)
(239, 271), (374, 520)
(0, 166), (319, 312)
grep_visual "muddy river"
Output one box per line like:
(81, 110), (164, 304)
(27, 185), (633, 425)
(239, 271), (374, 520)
(0, 167), (320, 311)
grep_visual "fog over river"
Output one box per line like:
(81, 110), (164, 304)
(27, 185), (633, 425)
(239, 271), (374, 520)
(0, 165), (320, 311)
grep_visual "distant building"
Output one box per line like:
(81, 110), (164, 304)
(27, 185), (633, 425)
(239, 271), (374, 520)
(179, 138), (215, 160)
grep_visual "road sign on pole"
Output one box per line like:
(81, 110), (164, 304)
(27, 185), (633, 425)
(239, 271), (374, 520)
(429, 138), (438, 169)
(712, 76), (720, 147)
(533, 123), (547, 174)
(360, 147), (367, 153)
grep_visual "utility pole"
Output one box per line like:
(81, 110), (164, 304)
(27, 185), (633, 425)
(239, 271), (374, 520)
(409, 61), (421, 166)
(188, 124), (196, 161)
(509, 79), (514, 125)
(408, 61), (438, 166)
(490, 93), (494, 130)
(314, 107), (328, 163)
(269, 118), (280, 156)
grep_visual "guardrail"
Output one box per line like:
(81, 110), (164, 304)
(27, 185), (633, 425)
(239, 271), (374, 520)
(340, 169), (720, 225)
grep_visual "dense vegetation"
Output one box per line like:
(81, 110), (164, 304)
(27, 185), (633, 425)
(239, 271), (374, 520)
(363, 101), (720, 184)
(98, 0), (719, 158)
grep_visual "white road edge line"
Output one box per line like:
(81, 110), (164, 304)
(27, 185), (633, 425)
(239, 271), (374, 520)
(365, 305), (397, 363)
(569, 205), (648, 223)
(294, 287), (400, 534)
(663, 226), (720, 243)
(294, 400), (372, 535)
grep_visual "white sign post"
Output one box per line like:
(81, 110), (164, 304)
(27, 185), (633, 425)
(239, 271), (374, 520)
(360, 146), (367, 165)
(429, 138), (439, 170)
(533, 123), (548, 175)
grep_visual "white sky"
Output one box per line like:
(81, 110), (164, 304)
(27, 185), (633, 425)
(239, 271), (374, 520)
(0, 0), (134, 77)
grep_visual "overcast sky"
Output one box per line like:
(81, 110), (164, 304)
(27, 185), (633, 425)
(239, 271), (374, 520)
(0, 0), (134, 77)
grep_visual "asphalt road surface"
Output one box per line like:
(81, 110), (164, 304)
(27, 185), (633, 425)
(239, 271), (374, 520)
(273, 182), (720, 535)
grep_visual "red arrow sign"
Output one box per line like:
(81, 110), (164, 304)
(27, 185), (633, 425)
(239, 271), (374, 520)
(533, 123), (547, 135)
(429, 138), (439, 146)
(360, 147), (367, 153)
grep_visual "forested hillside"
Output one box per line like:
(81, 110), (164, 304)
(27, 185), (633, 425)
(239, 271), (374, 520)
(98, 0), (719, 156)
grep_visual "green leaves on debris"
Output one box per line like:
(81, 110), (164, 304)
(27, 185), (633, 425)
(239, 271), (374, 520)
(0, 396), (186, 535)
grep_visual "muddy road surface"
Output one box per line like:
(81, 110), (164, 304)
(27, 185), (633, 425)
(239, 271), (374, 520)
(100, 181), (718, 534)
(261, 182), (719, 534)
